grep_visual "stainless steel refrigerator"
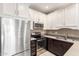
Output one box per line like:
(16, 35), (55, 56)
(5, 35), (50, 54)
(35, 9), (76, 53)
(0, 17), (31, 56)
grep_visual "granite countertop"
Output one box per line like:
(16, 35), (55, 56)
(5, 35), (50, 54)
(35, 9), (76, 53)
(45, 33), (66, 37)
(43, 35), (74, 43)
(45, 33), (79, 40)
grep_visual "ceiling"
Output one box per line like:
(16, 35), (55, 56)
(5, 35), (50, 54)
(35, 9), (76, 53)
(29, 3), (74, 14)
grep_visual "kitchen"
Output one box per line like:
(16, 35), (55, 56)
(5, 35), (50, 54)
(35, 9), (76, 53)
(0, 3), (79, 56)
(30, 3), (79, 56)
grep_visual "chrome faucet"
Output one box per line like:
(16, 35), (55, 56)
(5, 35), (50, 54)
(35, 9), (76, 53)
(64, 32), (68, 40)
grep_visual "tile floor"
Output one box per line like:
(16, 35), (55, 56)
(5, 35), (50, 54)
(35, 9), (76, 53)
(39, 51), (55, 56)
(13, 50), (30, 56)
(37, 48), (47, 56)
(13, 49), (55, 56)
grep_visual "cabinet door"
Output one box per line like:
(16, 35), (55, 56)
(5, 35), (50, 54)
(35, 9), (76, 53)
(47, 9), (64, 29)
(64, 4), (78, 27)
(44, 17), (51, 29)
(29, 9), (46, 30)
(18, 4), (30, 18)
(52, 40), (68, 56)
(29, 9), (38, 23)
(31, 40), (37, 56)
(37, 12), (46, 24)
(0, 4), (3, 14)
(53, 9), (64, 27)
(3, 3), (17, 16)
(48, 38), (52, 51)
(48, 38), (50, 50)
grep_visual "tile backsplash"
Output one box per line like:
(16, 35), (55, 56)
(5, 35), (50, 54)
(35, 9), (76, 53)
(45, 28), (79, 39)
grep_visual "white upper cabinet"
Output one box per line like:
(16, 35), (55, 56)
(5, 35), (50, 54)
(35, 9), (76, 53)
(0, 4), (3, 14)
(1, 3), (30, 18)
(29, 9), (46, 24)
(29, 9), (38, 30)
(29, 9), (39, 23)
(46, 9), (64, 29)
(76, 4), (79, 29)
(64, 4), (79, 29)
(38, 13), (46, 24)
(52, 9), (64, 27)
(45, 4), (79, 30)
(18, 4), (30, 18)
(44, 16), (51, 29)
(64, 4), (78, 27)
(2, 3), (17, 16)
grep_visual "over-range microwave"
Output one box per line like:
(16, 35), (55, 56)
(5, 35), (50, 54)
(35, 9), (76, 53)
(33, 22), (44, 30)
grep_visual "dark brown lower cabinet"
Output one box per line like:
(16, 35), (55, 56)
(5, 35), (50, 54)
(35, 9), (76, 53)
(31, 40), (37, 56)
(47, 38), (73, 56)
(0, 17), (1, 56)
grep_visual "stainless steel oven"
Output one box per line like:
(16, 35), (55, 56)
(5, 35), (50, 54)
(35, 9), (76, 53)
(37, 36), (47, 56)
(31, 32), (47, 56)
